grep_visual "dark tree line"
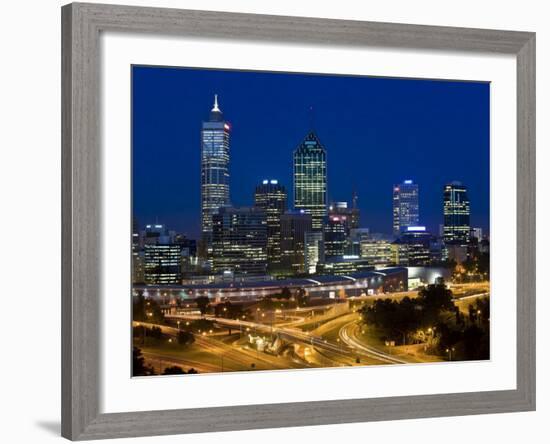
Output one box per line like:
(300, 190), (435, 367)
(359, 283), (489, 360)
(133, 346), (199, 376)
(133, 294), (165, 324)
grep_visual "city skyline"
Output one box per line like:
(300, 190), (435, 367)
(131, 65), (491, 376)
(132, 66), (490, 238)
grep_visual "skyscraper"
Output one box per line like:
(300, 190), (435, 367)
(293, 131), (327, 230)
(304, 231), (325, 274)
(132, 217), (144, 284)
(280, 211), (312, 275)
(324, 214), (347, 258)
(351, 190), (360, 229)
(328, 202), (353, 236)
(392, 226), (433, 266)
(211, 207), (268, 275)
(254, 179), (287, 269)
(443, 181), (470, 244)
(392, 180), (420, 235)
(143, 244), (183, 284)
(201, 95), (231, 251)
(141, 224), (182, 284)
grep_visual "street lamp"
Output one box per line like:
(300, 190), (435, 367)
(445, 347), (455, 361)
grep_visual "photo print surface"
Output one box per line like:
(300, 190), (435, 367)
(131, 65), (490, 376)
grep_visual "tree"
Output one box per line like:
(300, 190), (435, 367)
(360, 297), (422, 345)
(462, 325), (489, 360)
(280, 287), (291, 300)
(417, 283), (455, 312)
(177, 330), (195, 346)
(161, 366), (199, 375)
(215, 301), (248, 319)
(133, 294), (165, 324)
(133, 325), (164, 342)
(295, 287), (309, 306)
(162, 366), (186, 375)
(195, 296), (210, 316)
(132, 346), (155, 376)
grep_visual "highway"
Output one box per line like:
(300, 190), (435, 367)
(134, 321), (307, 372)
(338, 321), (409, 364)
(165, 313), (403, 366)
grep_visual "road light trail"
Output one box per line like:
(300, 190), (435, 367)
(339, 322), (409, 365)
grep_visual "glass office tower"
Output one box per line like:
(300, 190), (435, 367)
(211, 207), (268, 275)
(392, 179), (420, 235)
(201, 95), (231, 251)
(280, 211), (313, 275)
(443, 181), (471, 244)
(293, 131), (327, 230)
(254, 180), (287, 269)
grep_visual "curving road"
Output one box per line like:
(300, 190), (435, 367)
(338, 322), (409, 365)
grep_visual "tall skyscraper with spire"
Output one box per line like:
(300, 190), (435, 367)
(293, 131), (327, 230)
(201, 95), (231, 252)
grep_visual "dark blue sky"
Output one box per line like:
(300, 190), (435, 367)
(132, 65), (489, 239)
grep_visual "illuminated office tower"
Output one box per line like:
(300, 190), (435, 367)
(141, 224), (182, 285)
(293, 131), (327, 230)
(392, 226), (433, 266)
(351, 190), (360, 229)
(254, 180), (287, 269)
(131, 217), (144, 284)
(324, 214), (347, 258)
(360, 239), (393, 266)
(443, 181), (471, 244)
(470, 227), (483, 242)
(211, 207), (268, 275)
(304, 231), (325, 274)
(280, 211), (312, 275)
(201, 95), (231, 251)
(392, 180), (420, 235)
(143, 244), (182, 285)
(328, 202), (353, 236)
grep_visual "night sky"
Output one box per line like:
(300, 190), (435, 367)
(132, 65), (490, 239)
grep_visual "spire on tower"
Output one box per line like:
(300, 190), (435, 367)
(309, 106), (315, 130)
(212, 94), (220, 112)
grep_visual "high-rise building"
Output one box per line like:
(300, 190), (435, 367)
(470, 227), (483, 242)
(328, 202), (353, 235)
(443, 182), (470, 244)
(141, 223), (183, 284)
(348, 228), (370, 257)
(132, 217), (144, 284)
(392, 180), (419, 235)
(317, 257), (373, 276)
(360, 239), (393, 266)
(304, 231), (325, 274)
(280, 211), (312, 275)
(143, 245), (182, 285)
(173, 234), (198, 275)
(324, 214), (347, 258)
(293, 131), (327, 230)
(254, 180), (287, 269)
(201, 95), (231, 251)
(392, 226), (433, 266)
(211, 207), (267, 275)
(351, 190), (360, 229)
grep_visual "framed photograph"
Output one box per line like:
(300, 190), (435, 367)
(62, 2), (535, 440)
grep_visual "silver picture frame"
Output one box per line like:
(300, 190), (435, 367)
(61, 2), (536, 440)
